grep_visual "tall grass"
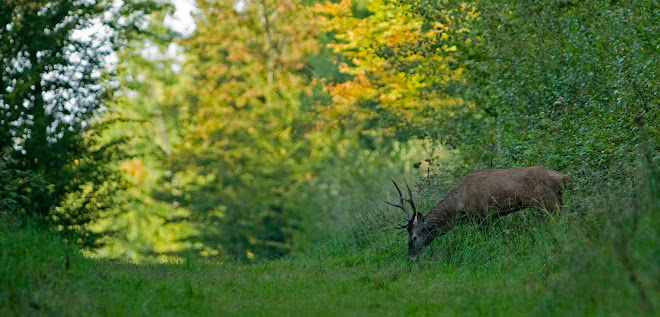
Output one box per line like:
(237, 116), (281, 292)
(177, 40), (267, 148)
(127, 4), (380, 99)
(314, 147), (659, 314)
(1, 151), (657, 315)
(0, 215), (86, 313)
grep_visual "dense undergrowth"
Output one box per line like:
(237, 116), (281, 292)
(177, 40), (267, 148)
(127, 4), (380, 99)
(2, 153), (657, 315)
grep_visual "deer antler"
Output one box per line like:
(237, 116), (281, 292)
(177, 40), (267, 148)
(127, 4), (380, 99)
(403, 179), (418, 216)
(386, 179), (418, 229)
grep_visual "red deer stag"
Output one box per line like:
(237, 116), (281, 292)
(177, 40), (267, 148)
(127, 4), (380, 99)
(387, 166), (573, 259)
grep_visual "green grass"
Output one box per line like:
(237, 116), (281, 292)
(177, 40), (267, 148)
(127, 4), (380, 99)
(2, 168), (658, 316)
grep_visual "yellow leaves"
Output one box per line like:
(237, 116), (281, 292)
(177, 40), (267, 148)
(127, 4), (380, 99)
(379, 89), (403, 104)
(462, 2), (479, 18)
(206, 64), (229, 78)
(312, 0), (353, 21)
(312, 0), (448, 130)
(226, 43), (253, 64)
(327, 74), (377, 105)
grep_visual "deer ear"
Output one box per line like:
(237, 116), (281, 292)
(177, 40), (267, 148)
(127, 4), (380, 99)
(413, 212), (423, 225)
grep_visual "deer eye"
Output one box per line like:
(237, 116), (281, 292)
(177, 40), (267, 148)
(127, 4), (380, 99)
(412, 236), (418, 241)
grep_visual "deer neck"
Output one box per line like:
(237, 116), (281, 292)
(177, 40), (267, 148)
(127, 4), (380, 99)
(423, 192), (464, 236)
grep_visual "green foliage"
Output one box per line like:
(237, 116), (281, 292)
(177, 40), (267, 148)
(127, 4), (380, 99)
(0, 156), (50, 214)
(89, 5), (197, 262)
(0, 116), (128, 247)
(76, 0), (430, 262)
(0, 0), (166, 246)
(464, 0), (659, 176)
(384, 0), (659, 176)
(48, 118), (130, 246)
(161, 0), (324, 260)
(132, 0), (422, 261)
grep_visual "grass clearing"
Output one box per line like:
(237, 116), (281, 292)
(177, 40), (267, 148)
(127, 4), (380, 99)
(2, 164), (658, 316)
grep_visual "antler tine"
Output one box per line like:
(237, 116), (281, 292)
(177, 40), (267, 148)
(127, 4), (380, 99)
(386, 180), (411, 226)
(391, 179), (403, 197)
(403, 179), (418, 215)
(385, 201), (411, 223)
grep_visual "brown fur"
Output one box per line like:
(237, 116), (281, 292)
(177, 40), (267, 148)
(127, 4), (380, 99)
(403, 166), (572, 259)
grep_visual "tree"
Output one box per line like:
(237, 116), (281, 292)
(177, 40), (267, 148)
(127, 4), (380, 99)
(312, 0), (478, 142)
(159, 0), (323, 259)
(0, 0), (164, 246)
(92, 19), (198, 261)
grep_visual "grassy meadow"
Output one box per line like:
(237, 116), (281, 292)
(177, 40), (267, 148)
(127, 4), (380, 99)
(2, 160), (658, 316)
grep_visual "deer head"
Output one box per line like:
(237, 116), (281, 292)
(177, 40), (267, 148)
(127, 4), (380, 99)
(386, 180), (431, 260)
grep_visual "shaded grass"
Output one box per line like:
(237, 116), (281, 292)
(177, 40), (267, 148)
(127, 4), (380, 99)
(1, 165), (658, 316)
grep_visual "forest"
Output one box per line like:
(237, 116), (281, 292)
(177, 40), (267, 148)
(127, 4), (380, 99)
(1, 0), (659, 315)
